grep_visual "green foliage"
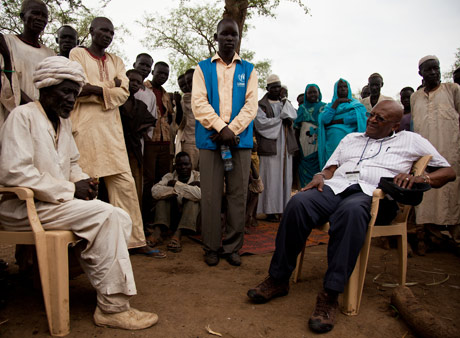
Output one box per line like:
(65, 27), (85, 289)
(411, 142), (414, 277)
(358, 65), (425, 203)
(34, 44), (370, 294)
(443, 47), (460, 82)
(141, 1), (296, 89)
(0, 0), (128, 60)
(246, 0), (309, 18)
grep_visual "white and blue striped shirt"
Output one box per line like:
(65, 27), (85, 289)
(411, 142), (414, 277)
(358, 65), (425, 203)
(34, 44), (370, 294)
(324, 131), (450, 196)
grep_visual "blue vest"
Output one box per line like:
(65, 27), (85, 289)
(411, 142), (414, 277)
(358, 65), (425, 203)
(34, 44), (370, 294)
(195, 57), (254, 150)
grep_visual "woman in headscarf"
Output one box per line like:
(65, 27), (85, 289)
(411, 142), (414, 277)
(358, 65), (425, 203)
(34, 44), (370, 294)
(294, 84), (326, 187)
(317, 78), (367, 168)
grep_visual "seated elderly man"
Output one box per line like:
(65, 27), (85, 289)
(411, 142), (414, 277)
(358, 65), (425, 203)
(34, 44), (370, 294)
(0, 56), (158, 330)
(150, 151), (200, 253)
(247, 100), (456, 334)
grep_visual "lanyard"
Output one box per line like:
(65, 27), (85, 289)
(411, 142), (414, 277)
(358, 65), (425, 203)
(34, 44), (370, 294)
(357, 137), (385, 165)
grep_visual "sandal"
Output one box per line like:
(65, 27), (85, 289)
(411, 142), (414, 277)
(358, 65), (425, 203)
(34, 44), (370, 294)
(130, 247), (167, 259)
(167, 237), (182, 253)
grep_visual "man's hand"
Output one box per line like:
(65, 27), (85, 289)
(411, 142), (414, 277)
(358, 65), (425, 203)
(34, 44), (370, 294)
(300, 173), (325, 192)
(74, 178), (99, 200)
(218, 126), (237, 146)
(167, 180), (177, 187)
(114, 77), (121, 87)
(189, 181), (200, 187)
(331, 98), (351, 109)
(79, 84), (103, 97)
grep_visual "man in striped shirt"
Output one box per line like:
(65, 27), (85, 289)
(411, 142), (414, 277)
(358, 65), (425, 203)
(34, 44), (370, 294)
(247, 100), (455, 334)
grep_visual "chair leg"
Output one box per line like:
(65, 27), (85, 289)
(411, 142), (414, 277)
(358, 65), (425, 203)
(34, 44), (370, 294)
(46, 232), (72, 337)
(342, 230), (373, 316)
(397, 233), (407, 286)
(292, 245), (306, 283)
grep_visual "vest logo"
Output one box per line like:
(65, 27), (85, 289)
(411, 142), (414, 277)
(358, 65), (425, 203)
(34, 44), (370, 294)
(237, 73), (246, 87)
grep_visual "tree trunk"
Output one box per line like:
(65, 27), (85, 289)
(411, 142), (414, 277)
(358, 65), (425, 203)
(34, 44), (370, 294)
(391, 286), (458, 338)
(223, 0), (248, 53)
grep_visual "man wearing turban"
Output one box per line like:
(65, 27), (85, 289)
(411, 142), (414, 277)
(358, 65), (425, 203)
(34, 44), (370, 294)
(0, 56), (158, 330)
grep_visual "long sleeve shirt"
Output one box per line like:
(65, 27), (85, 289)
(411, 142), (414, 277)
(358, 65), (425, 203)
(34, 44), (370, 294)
(151, 170), (201, 203)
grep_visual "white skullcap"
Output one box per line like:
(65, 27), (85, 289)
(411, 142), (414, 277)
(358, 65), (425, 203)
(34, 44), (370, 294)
(418, 55), (439, 68)
(33, 56), (87, 90)
(267, 74), (280, 85)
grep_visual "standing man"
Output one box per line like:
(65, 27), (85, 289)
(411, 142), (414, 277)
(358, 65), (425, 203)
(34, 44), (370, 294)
(70, 17), (153, 255)
(397, 86), (414, 132)
(361, 73), (392, 112)
(56, 25), (79, 58)
(255, 74), (298, 222)
(0, 0), (55, 127)
(176, 68), (199, 170)
(192, 18), (258, 266)
(143, 61), (175, 234)
(411, 55), (460, 254)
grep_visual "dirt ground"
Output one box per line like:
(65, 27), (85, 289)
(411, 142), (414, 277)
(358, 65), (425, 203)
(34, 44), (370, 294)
(0, 236), (459, 338)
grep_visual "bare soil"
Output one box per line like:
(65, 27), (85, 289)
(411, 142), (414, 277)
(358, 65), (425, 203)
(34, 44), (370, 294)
(0, 237), (459, 338)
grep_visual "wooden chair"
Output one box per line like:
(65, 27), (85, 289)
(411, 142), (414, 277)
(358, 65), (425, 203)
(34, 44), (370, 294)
(292, 155), (432, 316)
(0, 187), (78, 336)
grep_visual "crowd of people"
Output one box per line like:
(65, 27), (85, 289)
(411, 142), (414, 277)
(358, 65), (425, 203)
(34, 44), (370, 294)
(0, 0), (458, 334)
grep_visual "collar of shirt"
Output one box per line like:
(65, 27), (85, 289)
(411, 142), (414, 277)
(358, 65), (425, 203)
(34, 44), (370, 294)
(211, 52), (242, 65)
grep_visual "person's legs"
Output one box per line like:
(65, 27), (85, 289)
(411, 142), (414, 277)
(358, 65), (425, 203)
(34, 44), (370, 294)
(177, 199), (200, 232)
(182, 142), (199, 171)
(128, 152), (143, 209)
(200, 149), (224, 265)
(323, 187), (372, 293)
(222, 148), (251, 256)
(104, 172), (146, 249)
(142, 140), (158, 223)
(268, 186), (340, 281)
(248, 186), (341, 303)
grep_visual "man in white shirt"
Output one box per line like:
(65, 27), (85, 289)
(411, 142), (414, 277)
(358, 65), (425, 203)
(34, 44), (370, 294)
(247, 100), (455, 334)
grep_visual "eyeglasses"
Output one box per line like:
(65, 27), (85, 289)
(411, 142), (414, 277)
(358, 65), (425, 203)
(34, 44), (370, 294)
(365, 112), (399, 123)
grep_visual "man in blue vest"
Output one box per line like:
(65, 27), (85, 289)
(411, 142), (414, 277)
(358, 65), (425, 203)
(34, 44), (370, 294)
(191, 18), (258, 266)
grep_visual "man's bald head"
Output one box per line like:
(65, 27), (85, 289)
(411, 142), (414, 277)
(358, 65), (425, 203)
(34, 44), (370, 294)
(373, 100), (404, 122)
(20, 0), (46, 13)
(90, 17), (113, 30)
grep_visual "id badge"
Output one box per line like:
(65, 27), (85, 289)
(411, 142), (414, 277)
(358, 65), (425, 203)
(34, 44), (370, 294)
(345, 171), (360, 183)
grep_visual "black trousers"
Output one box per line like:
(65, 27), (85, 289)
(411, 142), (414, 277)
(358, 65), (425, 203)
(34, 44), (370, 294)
(268, 184), (372, 293)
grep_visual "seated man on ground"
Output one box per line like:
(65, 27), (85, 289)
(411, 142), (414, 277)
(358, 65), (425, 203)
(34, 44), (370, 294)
(247, 100), (455, 334)
(150, 151), (200, 252)
(0, 56), (158, 330)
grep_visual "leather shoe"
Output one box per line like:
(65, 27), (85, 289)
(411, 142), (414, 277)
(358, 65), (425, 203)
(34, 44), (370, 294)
(225, 252), (241, 266)
(247, 276), (289, 303)
(204, 251), (219, 266)
(93, 306), (158, 330)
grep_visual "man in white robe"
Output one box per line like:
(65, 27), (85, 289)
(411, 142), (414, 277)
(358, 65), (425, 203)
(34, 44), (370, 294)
(0, 56), (158, 330)
(0, 0), (55, 128)
(411, 55), (460, 254)
(255, 75), (298, 219)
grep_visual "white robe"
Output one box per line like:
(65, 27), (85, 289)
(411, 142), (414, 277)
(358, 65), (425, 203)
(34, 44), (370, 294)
(255, 99), (297, 214)
(0, 102), (136, 307)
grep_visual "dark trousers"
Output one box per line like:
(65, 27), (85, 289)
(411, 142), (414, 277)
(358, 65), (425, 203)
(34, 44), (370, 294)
(269, 184), (371, 293)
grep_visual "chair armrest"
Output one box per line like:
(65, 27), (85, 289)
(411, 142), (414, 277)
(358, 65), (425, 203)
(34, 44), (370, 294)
(0, 187), (44, 234)
(373, 189), (385, 199)
(0, 186), (35, 200)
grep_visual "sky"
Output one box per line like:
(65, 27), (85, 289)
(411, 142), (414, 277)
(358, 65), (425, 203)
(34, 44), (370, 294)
(100, 0), (460, 106)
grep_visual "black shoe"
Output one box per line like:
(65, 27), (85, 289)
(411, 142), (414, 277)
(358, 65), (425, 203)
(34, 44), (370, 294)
(308, 291), (338, 333)
(247, 276), (289, 303)
(225, 252), (241, 266)
(204, 251), (219, 266)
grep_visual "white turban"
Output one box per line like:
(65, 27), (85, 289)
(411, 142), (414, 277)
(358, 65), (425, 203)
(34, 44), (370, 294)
(267, 74), (280, 85)
(33, 56), (87, 90)
(418, 55), (439, 68)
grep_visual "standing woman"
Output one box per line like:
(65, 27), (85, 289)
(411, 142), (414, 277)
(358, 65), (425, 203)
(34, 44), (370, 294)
(318, 78), (367, 168)
(294, 84), (326, 187)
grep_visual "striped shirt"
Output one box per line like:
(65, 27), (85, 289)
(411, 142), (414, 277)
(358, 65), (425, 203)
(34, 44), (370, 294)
(324, 131), (450, 196)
